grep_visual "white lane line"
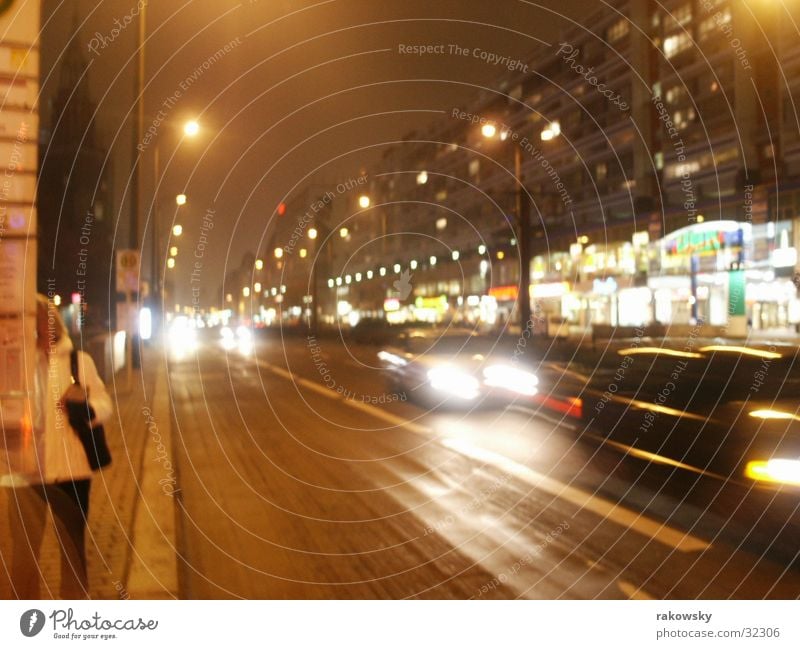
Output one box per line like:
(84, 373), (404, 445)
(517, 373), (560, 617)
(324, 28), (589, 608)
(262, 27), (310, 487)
(253, 356), (709, 553)
(295, 376), (338, 399)
(344, 398), (431, 434)
(617, 579), (654, 600)
(254, 358), (432, 434)
(440, 438), (710, 554)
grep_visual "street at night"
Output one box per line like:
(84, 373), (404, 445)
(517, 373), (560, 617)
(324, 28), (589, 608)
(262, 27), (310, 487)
(162, 330), (800, 599)
(1, 0), (800, 645)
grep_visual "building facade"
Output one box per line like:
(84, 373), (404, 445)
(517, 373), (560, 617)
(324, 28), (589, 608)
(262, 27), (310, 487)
(264, 0), (800, 335)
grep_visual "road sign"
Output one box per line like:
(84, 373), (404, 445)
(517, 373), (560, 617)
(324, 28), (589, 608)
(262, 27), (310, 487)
(116, 249), (140, 293)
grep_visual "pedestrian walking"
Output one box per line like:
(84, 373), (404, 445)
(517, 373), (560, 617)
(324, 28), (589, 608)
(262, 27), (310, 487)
(7, 294), (113, 598)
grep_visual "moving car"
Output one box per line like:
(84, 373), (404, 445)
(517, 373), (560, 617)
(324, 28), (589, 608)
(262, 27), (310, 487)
(378, 328), (539, 406)
(578, 342), (800, 490)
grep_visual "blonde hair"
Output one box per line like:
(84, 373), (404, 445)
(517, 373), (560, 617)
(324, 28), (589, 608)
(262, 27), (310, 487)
(36, 293), (68, 345)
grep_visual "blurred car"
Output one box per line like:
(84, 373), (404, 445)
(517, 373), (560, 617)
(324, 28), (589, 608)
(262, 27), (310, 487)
(378, 328), (539, 406)
(579, 343), (800, 490)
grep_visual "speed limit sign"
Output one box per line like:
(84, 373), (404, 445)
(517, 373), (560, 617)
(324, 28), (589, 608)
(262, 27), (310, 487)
(116, 249), (140, 292)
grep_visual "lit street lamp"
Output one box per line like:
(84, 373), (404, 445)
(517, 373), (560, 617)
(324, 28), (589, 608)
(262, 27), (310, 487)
(481, 120), (533, 332)
(150, 119), (200, 328)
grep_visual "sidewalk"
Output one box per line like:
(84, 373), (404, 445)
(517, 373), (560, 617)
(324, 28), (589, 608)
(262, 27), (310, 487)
(0, 342), (179, 600)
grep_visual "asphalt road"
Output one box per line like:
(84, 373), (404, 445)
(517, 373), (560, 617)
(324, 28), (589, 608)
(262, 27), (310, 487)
(165, 329), (800, 599)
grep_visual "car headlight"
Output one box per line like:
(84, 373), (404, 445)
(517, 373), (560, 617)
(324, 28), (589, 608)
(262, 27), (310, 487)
(749, 409), (800, 422)
(378, 351), (407, 367)
(427, 366), (480, 400)
(745, 459), (800, 486)
(483, 364), (539, 396)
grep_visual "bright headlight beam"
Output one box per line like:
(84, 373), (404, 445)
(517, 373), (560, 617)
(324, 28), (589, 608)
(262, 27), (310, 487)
(378, 351), (407, 367)
(699, 345), (782, 360)
(427, 366), (479, 400)
(745, 459), (800, 486)
(483, 364), (539, 396)
(617, 347), (703, 359)
(749, 409), (800, 422)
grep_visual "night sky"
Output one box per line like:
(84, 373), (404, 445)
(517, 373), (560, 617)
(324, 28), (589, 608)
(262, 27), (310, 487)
(41, 0), (591, 305)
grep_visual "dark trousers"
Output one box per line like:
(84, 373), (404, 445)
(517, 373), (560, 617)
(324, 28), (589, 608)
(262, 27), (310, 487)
(7, 479), (92, 599)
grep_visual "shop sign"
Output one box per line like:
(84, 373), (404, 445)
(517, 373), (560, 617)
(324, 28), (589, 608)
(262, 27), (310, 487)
(414, 295), (448, 312)
(489, 285), (519, 302)
(663, 221), (744, 257)
(728, 270), (746, 317)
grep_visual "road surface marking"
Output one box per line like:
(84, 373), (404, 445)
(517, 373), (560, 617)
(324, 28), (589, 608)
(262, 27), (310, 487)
(255, 359), (432, 434)
(617, 579), (654, 600)
(253, 355), (708, 552)
(295, 375), (338, 399)
(440, 438), (710, 553)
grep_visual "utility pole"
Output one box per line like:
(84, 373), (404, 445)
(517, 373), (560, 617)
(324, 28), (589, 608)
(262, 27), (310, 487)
(515, 146), (532, 334)
(131, 2), (145, 249)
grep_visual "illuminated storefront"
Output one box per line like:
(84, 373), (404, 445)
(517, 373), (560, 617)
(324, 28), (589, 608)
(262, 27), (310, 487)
(651, 220), (799, 330)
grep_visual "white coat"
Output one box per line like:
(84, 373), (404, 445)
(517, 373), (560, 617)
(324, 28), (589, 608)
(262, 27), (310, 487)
(33, 336), (113, 483)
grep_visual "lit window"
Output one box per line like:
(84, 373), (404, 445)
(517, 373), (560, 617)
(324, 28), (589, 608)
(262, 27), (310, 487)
(673, 107), (696, 130)
(665, 160), (701, 179)
(699, 10), (730, 41)
(606, 18), (629, 43)
(671, 3), (692, 27)
(469, 159), (480, 176)
(665, 85), (686, 105)
(664, 33), (691, 58)
(596, 162), (607, 182)
(652, 82), (662, 99)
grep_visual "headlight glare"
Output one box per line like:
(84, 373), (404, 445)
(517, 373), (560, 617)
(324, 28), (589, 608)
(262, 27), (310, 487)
(427, 366), (479, 400)
(483, 364), (539, 396)
(745, 459), (800, 486)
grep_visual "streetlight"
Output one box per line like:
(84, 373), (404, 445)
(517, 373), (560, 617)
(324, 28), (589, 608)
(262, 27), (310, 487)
(274, 247), (284, 259)
(150, 118), (200, 332)
(481, 120), (533, 331)
(255, 258), (264, 270)
(183, 120), (200, 137)
(308, 227), (318, 240)
(481, 123), (497, 138)
(358, 195), (370, 209)
(339, 227), (349, 238)
(169, 246), (178, 256)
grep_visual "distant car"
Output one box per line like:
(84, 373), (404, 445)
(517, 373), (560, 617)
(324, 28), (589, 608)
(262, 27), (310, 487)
(378, 328), (539, 406)
(582, 343), (800, 490)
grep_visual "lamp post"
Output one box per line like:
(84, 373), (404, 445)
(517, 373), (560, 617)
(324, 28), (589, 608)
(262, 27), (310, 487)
(481, 124), (532, 333)
(149, 120), (200, 330)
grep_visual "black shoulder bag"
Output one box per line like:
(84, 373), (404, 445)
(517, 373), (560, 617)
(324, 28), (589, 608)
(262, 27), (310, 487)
(66, 350), (112, 470)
